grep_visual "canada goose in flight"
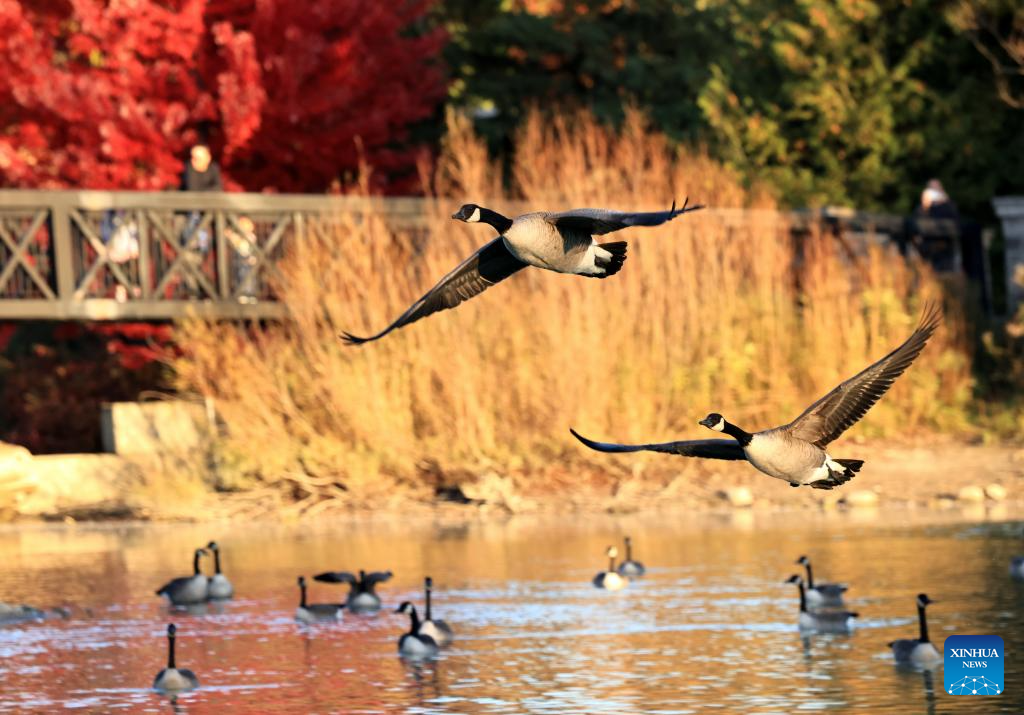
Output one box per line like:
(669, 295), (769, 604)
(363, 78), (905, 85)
(205, 541), (233, 600)
(593, 546), (628, 590)
(295, 576), (343, 624)
(156, 549), (209, 606)
(314, 569), (393, 612)
(572, 305), (941, 489)
(341, 199), (703, 344)
(418, 577), (454, 647)
(889, 594), (942, 667)
(617, 536), (645, 578)
(153, 624), (200, 693)
(395, 601), (440, 658)
(785, 575), (858, 632)
(796, 555), (847, 607)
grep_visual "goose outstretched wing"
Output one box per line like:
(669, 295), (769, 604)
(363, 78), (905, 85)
(570, 428), (745, 460)
(341, 238), (528, 345)
(362, 571), (393, 587)
(314, 571), (357, 585)
(548, 198), (704, 236)
(784, 304), (942, 448)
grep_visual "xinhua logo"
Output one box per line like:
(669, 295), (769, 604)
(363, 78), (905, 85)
(944, 635), (1004, 695)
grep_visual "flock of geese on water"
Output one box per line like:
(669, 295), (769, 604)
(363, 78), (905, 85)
(142, 199), (1013, 695)
(152, 537), (1024, 694)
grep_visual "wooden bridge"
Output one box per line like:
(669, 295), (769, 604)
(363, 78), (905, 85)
(0, 190), (425, 321)
(0, 189), (971, 321)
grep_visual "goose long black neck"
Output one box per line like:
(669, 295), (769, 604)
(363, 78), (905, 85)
(213, 549), (222, 575)
(625, 538), (633, 561)
(803, 562), (815, 588)
(425, 578), (433, 620)
(478, 207), (513, 234)
(299, 579), (307, 609)
(796, 581), (807, 613)
(192, 551), (202, 575)
(167, 628), (177, 669)
(721, 420), (753, 447)
(407, 605), (421, 634)
(918, 603), (930, 643)
(607, 553), (616, 572)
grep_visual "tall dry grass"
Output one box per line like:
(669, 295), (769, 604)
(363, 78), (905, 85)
(172, 109), (972, 505)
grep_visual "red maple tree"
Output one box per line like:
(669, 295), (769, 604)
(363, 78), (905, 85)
(0, 0), (448, 193)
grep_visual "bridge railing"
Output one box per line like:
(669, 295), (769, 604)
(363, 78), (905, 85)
(0, 190), (425, 320)
(0, 190), (973, 320)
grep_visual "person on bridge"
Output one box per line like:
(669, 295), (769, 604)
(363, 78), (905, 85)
(178, 144), (223, 298)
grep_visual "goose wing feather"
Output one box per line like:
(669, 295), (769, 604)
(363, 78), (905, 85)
(570, 428), (745, 460)
(547, 198), (703, 236)
(362, 570), (393, 586)
(313, 571), (357, 584)
(342, 238), (527, 345)
(784, 304), (942, 448)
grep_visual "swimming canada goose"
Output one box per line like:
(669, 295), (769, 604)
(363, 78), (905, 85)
(152, 623), (200, 693)
(796, 555), (847, 607)
(156, 548), (209, 606)
(313, 569), (393, 612)
(593, 546), (628, 590)
(572, 305), (941, 489)
(418, 576), (454, 647)
(395, 601), (440, 658)
(888, 594), (942, 667)
(295, 576), (343, 624)
(205, 541), (233, 600)
(341, 199), (703, 344)
(785, 575), (858, 632)
(617, 536), (645, 578)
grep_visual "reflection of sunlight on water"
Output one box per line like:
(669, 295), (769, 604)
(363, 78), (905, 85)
(0, 510), (1021, 713)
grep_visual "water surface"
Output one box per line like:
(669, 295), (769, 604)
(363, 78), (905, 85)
(0, 509), (1021, 713)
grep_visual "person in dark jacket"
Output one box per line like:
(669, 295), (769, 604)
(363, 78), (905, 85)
(178, 144), (223, 297)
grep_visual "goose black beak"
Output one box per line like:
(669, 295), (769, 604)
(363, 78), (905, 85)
(698, 416), (715, 428)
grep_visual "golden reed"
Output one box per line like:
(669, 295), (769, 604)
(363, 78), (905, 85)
(173, 109), (971, 498)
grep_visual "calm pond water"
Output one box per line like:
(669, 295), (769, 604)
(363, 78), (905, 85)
(0, 508), (1021, 714)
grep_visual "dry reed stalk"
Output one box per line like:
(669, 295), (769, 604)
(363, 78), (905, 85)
(172, 109), (972, 499)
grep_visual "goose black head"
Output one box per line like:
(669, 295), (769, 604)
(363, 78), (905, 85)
(785, 574), (803, 586)
(452, 203), (482, 223)
(917, 593), (934, 607)
(206, 541), (219, 551)
(606, 546), (619, 559)
(699, 413), (726, 432)
(167, 623), (177, 637)
(796, 555), (809, 565)
(395, 601), (413, 614)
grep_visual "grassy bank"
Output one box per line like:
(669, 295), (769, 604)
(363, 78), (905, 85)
(172, 110), (975, 512)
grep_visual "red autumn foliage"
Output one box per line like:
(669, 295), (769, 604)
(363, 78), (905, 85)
(0, 0), (447, 193)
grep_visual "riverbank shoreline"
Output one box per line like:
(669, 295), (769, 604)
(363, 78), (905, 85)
(3, 440), (1022, 523)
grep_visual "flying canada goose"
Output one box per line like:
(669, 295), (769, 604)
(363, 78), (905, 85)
(888, 594), (942, 667)
(796, 555), (847, 607)
(341, 199), (703, 344)
(295, 576), (343, 624)
(153, 623), (200, 693)
(617, 536), (645, 578)
(395, 601), (440, 658)
(572, 305), (941, 489)
(314, 569), (393, 612)
(205, 541), (233, 600)
(593, 546), (628, 590)
(418, 576), (454, 647)
(785, 575), (858, 632)
(156, 549), (209, 606)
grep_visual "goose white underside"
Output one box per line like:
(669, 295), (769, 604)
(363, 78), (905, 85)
(892, 640), (942, 667)
(153, 668), (199, 692)
(594, 571), (628, 590)
(743, 435), (842, 485)
(399, 634), (439, 658)
(295, 606), (341, 624)
(798, 611), (855, 632)
(347, 592), (382, 611)
(208, 574), (234, 600)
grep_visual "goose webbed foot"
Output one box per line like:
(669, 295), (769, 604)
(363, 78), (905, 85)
(789, 482), (800, 488)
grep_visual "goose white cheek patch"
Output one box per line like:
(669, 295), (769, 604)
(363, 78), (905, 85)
(713, 418), (725, 432)
(468, 207), (482, 222)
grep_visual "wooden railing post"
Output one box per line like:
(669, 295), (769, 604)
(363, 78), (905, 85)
(50, 202), (75, 307)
